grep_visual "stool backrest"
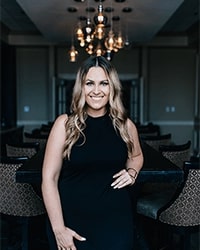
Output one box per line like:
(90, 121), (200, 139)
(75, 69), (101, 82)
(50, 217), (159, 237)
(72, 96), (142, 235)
(6, 142), (40, 158)
(159, 161), (200, 226)
(159, 141), (191, 169)
(23, 132), (47, 149)
(140, 133), (172, 151)
(0, 156), (46, 217)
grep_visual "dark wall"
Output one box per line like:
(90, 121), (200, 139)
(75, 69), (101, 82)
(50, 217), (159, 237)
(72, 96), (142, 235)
(1, 41), (16, 128)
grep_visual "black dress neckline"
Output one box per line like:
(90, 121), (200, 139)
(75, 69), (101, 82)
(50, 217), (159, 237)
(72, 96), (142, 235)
(87, 112), (109, 120)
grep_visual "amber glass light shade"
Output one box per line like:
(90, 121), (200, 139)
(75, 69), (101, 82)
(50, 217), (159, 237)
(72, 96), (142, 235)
(95, 25), (105, 40)
(115, 32), (124, 49)
(69, 45), (78, 62)
(104, 30), (116, 51)
(86, 43), (94, 55)
(95, 42), (104, 56)
(76, 27), (84, 41)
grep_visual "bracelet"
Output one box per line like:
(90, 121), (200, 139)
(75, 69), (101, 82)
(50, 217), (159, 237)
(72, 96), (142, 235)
(126, 168), (138, 186)
(128, 173), (136, 186)
(126, 168), (138, 179)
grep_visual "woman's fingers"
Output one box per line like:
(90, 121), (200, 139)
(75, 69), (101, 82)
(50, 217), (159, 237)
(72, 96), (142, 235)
(71, 246), (77, 250)
(111, 169), (132, 188)
(73, 231), (86, 242)
(112, 169), (126, 178)
(56, 227), (86, 250)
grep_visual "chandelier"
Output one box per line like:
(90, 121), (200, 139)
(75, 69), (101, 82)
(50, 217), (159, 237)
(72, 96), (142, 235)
(69, 1), (129, 62)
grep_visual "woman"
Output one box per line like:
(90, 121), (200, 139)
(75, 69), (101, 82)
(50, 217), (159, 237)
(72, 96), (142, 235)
(42, 56), (143, 250)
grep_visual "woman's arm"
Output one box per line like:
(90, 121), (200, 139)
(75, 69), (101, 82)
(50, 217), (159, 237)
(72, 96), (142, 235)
(41, 114), (86, 249)
(111, 118), (143, 189)
(125, 118), (144, 182)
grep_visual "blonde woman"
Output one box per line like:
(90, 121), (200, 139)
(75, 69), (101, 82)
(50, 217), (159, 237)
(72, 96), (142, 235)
(42, 56), (143, 250)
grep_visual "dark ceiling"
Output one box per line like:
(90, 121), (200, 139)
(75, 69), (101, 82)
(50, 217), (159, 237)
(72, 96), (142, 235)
(0, 0), (199, 48)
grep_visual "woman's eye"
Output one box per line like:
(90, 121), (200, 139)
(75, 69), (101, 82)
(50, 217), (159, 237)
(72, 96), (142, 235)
(101, 81), (109, 86)
(85, 81), (93, 86)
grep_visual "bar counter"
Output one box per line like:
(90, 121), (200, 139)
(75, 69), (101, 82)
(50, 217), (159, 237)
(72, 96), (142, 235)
(16, 141), (184, 184)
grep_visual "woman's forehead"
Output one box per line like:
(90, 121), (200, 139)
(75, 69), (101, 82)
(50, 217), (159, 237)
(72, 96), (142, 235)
(86, 66), (107, 79)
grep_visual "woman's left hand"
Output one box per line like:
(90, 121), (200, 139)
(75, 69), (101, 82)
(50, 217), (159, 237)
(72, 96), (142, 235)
(111, 169), (134, 189)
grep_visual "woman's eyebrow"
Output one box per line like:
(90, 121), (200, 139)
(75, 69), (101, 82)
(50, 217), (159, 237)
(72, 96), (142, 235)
(86, 78), (108, 82)
(85, 78), (94, 81)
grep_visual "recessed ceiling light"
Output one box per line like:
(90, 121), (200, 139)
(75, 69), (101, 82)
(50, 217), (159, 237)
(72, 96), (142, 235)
(86, 7), (96, 12)
(105, 7), (114, 13)
(122, 7), (132, 13)
(112, 16), (120, 21)
(67, 7), (77, 13)
(115, 0), (126, 2)
(78, 16), (87, 21)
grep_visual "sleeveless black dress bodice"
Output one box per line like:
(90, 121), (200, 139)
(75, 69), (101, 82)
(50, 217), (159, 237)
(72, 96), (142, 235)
(47, 114), (134, 250)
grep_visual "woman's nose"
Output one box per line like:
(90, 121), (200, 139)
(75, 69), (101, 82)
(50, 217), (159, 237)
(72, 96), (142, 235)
(93, 84), (100, 94)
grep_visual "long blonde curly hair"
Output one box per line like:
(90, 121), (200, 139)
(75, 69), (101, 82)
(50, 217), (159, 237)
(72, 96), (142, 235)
(63, 56), (134, 159)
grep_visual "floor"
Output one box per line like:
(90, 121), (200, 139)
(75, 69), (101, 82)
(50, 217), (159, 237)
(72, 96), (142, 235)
(137, 215), (200, 250)
(0, 214), (199, 250)
(0, 214), (49, 250)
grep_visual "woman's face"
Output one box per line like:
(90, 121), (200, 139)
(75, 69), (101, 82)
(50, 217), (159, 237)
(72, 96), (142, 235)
(84, 66), (110, 117)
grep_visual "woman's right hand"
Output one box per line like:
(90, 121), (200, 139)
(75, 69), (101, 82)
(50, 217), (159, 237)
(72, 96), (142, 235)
(54, 227), (86, 250)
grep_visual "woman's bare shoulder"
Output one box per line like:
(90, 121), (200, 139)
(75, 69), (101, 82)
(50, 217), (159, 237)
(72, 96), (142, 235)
(51, 114), (68, 130)
(55, 113), (68, 123)
(126, 118), (137, 132)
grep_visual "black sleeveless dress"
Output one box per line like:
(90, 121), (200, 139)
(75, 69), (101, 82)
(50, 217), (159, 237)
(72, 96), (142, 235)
(46, 114), (135, 250)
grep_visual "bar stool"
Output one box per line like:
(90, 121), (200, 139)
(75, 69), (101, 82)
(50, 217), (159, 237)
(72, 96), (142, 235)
(136, 122), (160, 136)
(140, 133), (172, 151)
(6, 142), (40, 158)
(0, 156), (46, 250)
(159, 140), (191, 169)
(137, 160), (200, 249)
(23, 132), (48, 149)
(158, 160), (200, 249)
